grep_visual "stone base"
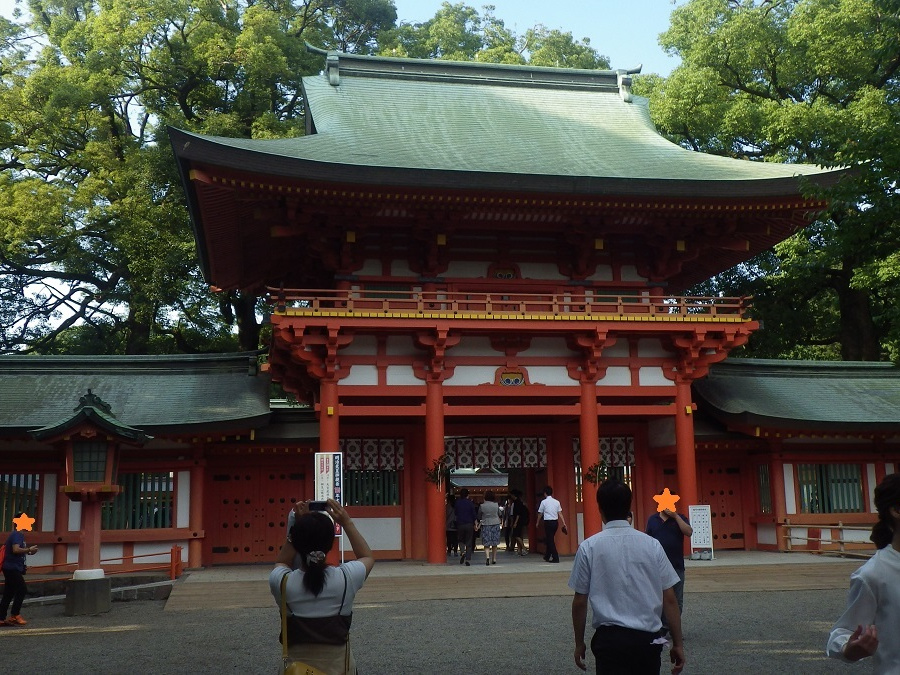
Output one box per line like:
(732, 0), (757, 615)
(64, 577), (112, 616)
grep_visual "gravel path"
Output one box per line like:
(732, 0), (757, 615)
(1, 587), (858, 674)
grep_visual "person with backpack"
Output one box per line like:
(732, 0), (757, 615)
(1, 514), (39, 626)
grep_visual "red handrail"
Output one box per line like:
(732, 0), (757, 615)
(5, 545), (184, 586)
(266, 287), (751, 320)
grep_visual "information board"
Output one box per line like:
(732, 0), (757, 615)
(314, 452), (344, 537)
(688, 504), (714, 558)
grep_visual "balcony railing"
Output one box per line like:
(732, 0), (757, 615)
(267, 288), (752, 322)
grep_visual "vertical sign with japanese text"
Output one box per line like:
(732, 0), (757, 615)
(315, 452), (344, 535)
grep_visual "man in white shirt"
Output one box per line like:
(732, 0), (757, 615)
(535, 485), (568, 563)
(569, 480), (685, 674)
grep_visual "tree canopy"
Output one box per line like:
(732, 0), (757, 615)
(0, 0), (606, 355)
(637, 0), (900, 361)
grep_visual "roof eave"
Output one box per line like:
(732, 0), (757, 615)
(168, 127), (850, 200)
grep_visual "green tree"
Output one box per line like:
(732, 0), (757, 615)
(377, 2), (608, 68)
(638, 0), (900, 361)
(0, 0), (381, 354)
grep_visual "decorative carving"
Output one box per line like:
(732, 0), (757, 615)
(413, 328), (460, 382)
(566, 330), (617, 384)
(662, 328), (752, 383)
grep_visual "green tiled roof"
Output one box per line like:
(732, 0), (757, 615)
(694, 359), (900, 430)
(0, 353), (270, 434)
(31, 390), (151, 443)
(170, 49), (844, 197)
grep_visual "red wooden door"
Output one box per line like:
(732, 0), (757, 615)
(206, 462), (307, 565)
(699, 463), (745, 550)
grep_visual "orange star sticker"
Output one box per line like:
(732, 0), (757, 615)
(653, 488), (680, 513)
(12, 513), (35, 532)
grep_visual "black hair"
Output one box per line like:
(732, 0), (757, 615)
(596, 480), (632, 522)
(512, 489), (522, 498)
(871, 473), (900, 549)
(544, 486), (553, 496)
(460, 488), (469, 498)
(485, 490), (495, 502)
(289, 512), (336, 596)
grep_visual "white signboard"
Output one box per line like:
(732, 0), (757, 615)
(688, 504), (714, 559)
(314, 452), (344, 503)
(314, 452), (344, 539)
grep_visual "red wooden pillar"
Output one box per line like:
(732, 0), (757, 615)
(425, 379), (446, 564)
(188, 456), (205, 568)
(579, 381), (602, 537)
(770, 448), (788, 551)
(79, 499), (102, 570)
(320, 380), (340, 451)
(53, 470), (69, 568)
(674, 380), (698, 509)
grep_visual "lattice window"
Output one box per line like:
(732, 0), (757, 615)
(345, 470), (400, 506)
(0, 474), (40, 528)
(572, 437), (635, 503)
(757, 464), (773, 514)
(443, 437), (547, 469)
(341, 438), (405, 470)
(102, 472), (173, 529)
(797, 463), (864, 514)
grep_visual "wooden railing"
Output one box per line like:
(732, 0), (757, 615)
(267, 288), (751, 321)
(783, 520), (875, 559)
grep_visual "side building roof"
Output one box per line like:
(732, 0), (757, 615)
(694, 359), (900, 433)
(0, 352), (271, 436)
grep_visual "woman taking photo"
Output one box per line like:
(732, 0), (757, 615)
(271, 498), (375, 674)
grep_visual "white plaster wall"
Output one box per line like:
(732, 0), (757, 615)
(867, 463), (877, 512)
(576, 511), (584, 544)
(647, 418), (675, 448)
(41, 472), (57, 532)
(620, 265), (647, 282)
(602, 341), (630, 358)
(887, 462), (896, 475)
(519, 337), (575, 357)
(451, 336), (495, 356)
(340, 335), (377, 356)
(135, 542), (188, 565)
(788, 527), (808, 547)
(445, 261), (487, 278)
(386, 335), (415, 356)
(177, 470), (191, 528)
(386, 365), (420, 385)
(68, 501), (81, 532)
(100, 543), (124, 565)
(528, 366), (574, 386)
(588, 265), (614, 281)
(444, 366), (493, 386)
(638, 367), (673, 386)
(518, 262), (567, 280)
(756, 523), (777, 546)
(783, 464), (797, 515)
(390, 260), (415, 276)
(842, 528), (873, 543)
(353, 517), (401, 551)
(27, 549), (52, 567)
(637, 338), (670, 357)
(357, 259), (382, 276)
(597, 367), (631, 386)
(340, 365), (379, 386)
